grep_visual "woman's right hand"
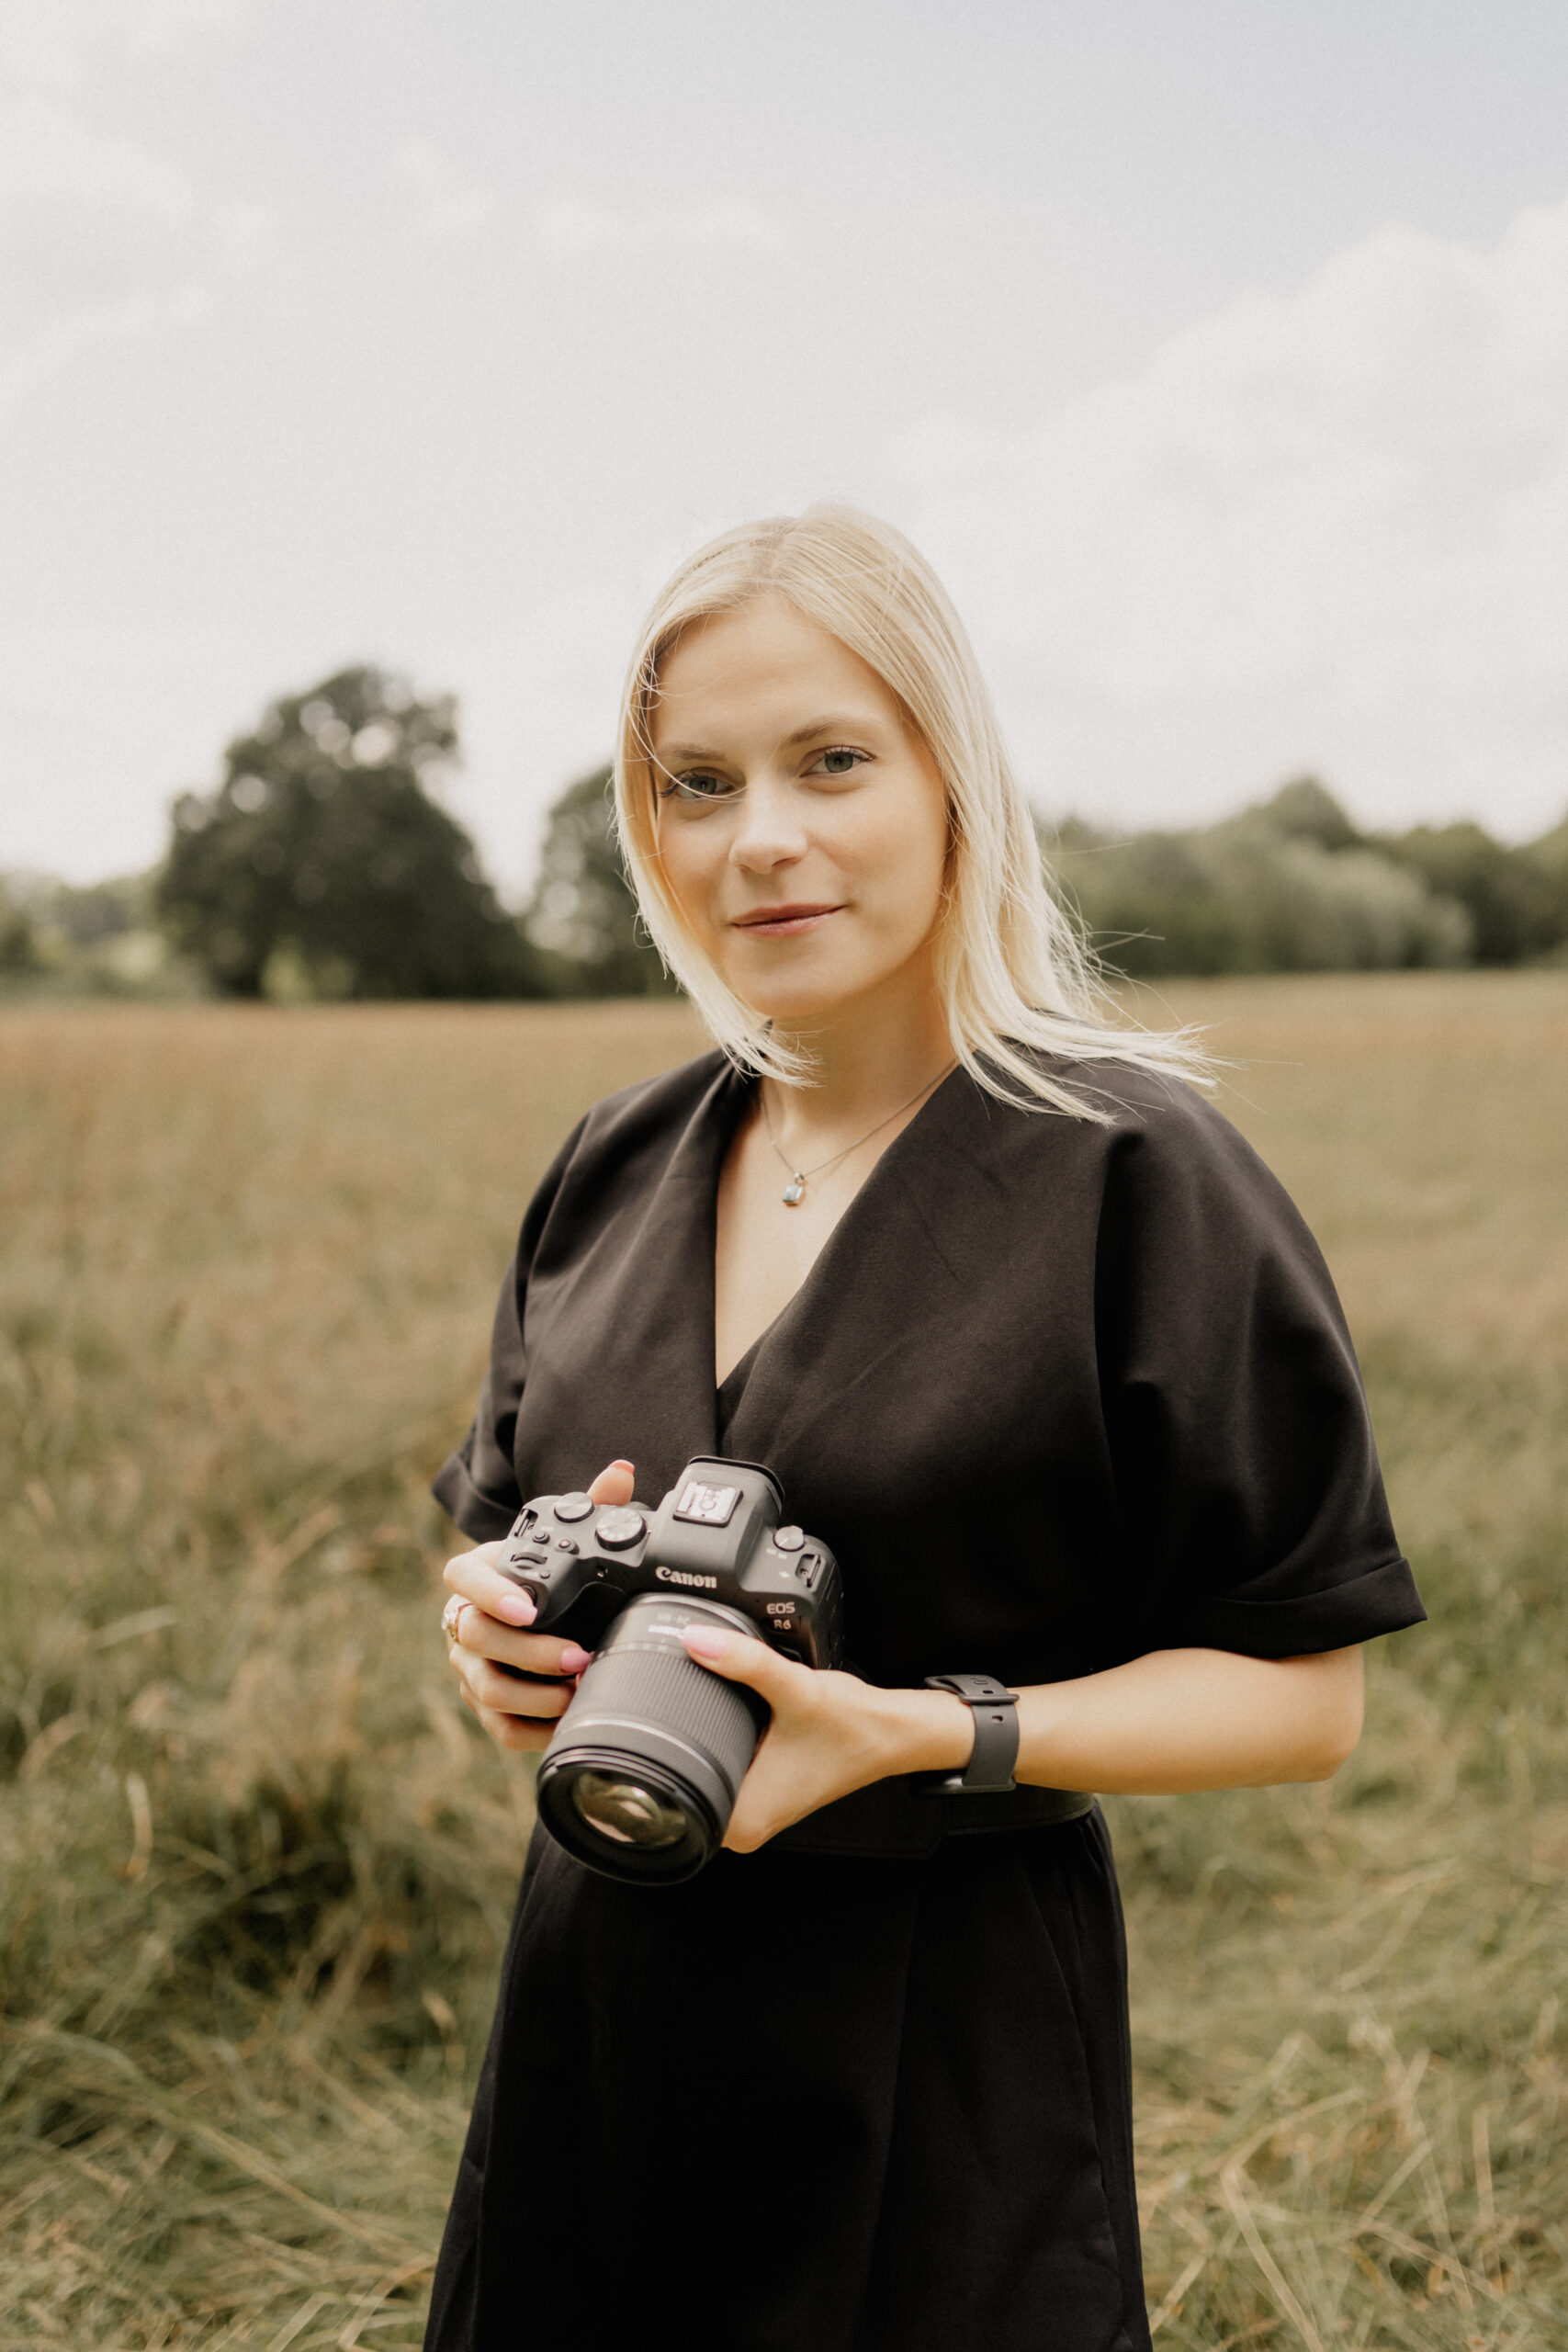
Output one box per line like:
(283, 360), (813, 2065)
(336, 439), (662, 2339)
(444, 1458), (636, 1753)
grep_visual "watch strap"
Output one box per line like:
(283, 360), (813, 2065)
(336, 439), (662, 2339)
(917, 1673), (1019, 1794)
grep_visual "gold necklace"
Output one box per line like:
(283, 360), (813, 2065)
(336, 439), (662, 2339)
(758, 1064), (954, 1206)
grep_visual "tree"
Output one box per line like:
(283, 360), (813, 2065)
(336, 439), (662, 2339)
(0, 881), (40, 978)
(1045, 783), (1472, 978)
(1259, 775), (1362, 853)
(1377, 819), (1565, 966)
(521, 766), (674, 997)
(158, 668), (543, 999)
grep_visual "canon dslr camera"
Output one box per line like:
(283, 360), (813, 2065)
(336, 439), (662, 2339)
(497, 1458), (843, 1883)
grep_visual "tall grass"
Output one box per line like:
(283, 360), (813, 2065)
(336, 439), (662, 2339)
(0, 978), (1563, 2347)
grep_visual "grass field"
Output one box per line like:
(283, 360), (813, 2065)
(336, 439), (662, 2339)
(1, 977), (1563, 2349)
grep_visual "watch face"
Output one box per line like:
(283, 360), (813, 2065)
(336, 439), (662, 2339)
(672, 1478), (741, 1527)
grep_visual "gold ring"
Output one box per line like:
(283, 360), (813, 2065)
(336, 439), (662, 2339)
(441, 1595), (468, 1645)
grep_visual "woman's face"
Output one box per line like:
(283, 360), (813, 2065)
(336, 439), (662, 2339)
(649, 594), (950, 1031)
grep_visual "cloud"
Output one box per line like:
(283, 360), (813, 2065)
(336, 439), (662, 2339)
(0, 0), (273, 419)
(531, 197), (795, 263)
(0, 0), (249, 89)
(0, 93), (205, 404)
(891, 198), (1568, 840)
(394, 137), (497, 246)
(213, 198), (278, 275)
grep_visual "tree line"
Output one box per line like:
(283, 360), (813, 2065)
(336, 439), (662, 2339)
(4, 666), (1566, 998)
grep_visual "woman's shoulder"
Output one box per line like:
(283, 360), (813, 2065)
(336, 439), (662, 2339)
(962, 1047), (1252, 1168)
(529, 1046), (734, 1204)
(572, 1046), (735, 1154)
(953, 1046), (1311, 1238)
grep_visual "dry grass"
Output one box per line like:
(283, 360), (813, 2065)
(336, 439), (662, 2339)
(0, 978), (1563, 2347)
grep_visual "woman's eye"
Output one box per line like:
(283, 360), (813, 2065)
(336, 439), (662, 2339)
(660, 769), (739, 802)
(810, 747), (867, 777)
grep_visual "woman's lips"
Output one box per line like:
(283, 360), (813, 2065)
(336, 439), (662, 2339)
(730, 903), (841, 938)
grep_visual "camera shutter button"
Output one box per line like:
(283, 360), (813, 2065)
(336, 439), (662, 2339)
(773, 1525), (805, 1552)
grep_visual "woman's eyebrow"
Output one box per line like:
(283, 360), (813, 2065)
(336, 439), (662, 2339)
(653, 714), (883, 764)
(651, 742), (729, 765)
(779, 713), (883, 749)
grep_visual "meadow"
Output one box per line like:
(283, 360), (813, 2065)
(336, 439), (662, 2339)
(0, 977), (1563, 2350)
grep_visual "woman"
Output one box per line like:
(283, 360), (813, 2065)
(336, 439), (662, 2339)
(430, 507), (1424, 2352)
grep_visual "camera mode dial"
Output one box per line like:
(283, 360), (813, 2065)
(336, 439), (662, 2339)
(595, 1507), (647, 1551)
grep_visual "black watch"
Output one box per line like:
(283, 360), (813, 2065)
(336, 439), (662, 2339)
(915, 1673), (1019, 1795)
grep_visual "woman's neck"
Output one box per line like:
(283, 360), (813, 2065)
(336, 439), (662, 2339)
(762, 970), (955, 1147)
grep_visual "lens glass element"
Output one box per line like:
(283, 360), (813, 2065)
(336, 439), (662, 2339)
(570, 1770), (689, 1849)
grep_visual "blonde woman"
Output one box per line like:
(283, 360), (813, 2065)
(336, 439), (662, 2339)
(431, 509), (1423, 2352)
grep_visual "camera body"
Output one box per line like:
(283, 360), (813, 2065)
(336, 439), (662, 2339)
(497, 1456), (842, 1669)
(498, 1458), (843, 1883)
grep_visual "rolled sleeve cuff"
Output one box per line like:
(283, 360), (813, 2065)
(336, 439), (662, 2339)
(1157, 1554), (1427, 1659)
(431, 1447), (522, 1544)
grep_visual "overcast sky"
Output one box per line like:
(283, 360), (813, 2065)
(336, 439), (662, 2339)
(5, 0), (1568, 889)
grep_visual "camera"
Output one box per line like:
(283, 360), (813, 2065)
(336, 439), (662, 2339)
(497, 1457), (843, 1883)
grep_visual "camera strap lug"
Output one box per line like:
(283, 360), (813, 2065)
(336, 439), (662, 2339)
(916, 1673), (1019, 1794)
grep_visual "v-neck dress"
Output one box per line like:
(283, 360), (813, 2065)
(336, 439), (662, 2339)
(425, 1052), (1423, 2352)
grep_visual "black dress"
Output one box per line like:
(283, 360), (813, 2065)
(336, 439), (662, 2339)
(425, 1053), (1424, 2352)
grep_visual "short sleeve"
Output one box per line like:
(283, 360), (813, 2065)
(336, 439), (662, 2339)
(432, 1115), (588, 1542)
(1096, 1091), (1425, 1658)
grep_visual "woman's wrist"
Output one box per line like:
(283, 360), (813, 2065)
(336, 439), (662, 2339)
(862, 1682), (976, 1780)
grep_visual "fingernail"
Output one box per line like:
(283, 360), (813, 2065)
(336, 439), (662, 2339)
(496, 1592), (535, 1624)
(558, 1644), (592, 1673)
(684, 1629), (727, 1659)
(611, 1459), (634, 1473)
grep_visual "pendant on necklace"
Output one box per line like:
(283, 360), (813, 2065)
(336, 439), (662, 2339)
(782, 1177), (806, 1206)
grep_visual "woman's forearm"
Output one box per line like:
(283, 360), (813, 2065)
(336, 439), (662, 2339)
(874, 1645), (1365, 1795)
(1014, 1645), (1364, 1792)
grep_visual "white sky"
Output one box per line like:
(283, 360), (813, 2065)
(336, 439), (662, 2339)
(4, 0), (1568, 888)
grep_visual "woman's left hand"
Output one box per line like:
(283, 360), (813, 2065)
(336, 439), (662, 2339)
(682, 1625), (971, 1850)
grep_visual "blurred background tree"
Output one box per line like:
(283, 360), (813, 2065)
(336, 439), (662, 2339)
(1047, 777), (1568, 979)
(157, 668), (545, 1000)
(0, 879), (41, 978)
(520, 765), (675, 998)
(1372, 819), (1565, 965)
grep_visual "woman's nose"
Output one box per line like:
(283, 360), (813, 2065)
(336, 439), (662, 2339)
(729, 779), (807, 872)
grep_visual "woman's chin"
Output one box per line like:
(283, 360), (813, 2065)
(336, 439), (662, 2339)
(731, 978), (865, 1031)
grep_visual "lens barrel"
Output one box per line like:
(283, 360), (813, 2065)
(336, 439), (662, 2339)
(536, 1595), (768, 1883)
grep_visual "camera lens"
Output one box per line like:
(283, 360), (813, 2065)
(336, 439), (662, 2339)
(536, 1595), (768, 1883)
(570, 1771), (686, 1849)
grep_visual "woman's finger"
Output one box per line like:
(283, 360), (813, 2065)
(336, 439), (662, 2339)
(681, 1622), (801, 1705)
(444, 1463), (634, 1624)
(453, 1645), (578, 1722)
(586, 1458), (636, 1506)
(449, 1604), (590, 1680)
(446, 1541), (536, 1626)
(459, 1687), (554, 1754)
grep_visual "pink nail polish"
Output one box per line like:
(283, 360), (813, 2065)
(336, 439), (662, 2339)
(685, 1629), (727, 1658)
(496, 1593), (535, 1624)
(559, 1645), (592, 1673)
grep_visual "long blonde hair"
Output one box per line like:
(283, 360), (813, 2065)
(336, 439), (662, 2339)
(614, 503), (1206, 1117)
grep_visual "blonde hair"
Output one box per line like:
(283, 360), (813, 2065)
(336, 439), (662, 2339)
(614, 503), (1207, 1118)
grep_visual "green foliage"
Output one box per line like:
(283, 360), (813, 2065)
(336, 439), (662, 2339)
(157, 668), (544, 1001)
(1377, 820), (1568, 966)
(0, 880), (40, 976)
(1049, 778), (1568, 978)
(0, 872), (189, 999)
(521, 765), (675, 998)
